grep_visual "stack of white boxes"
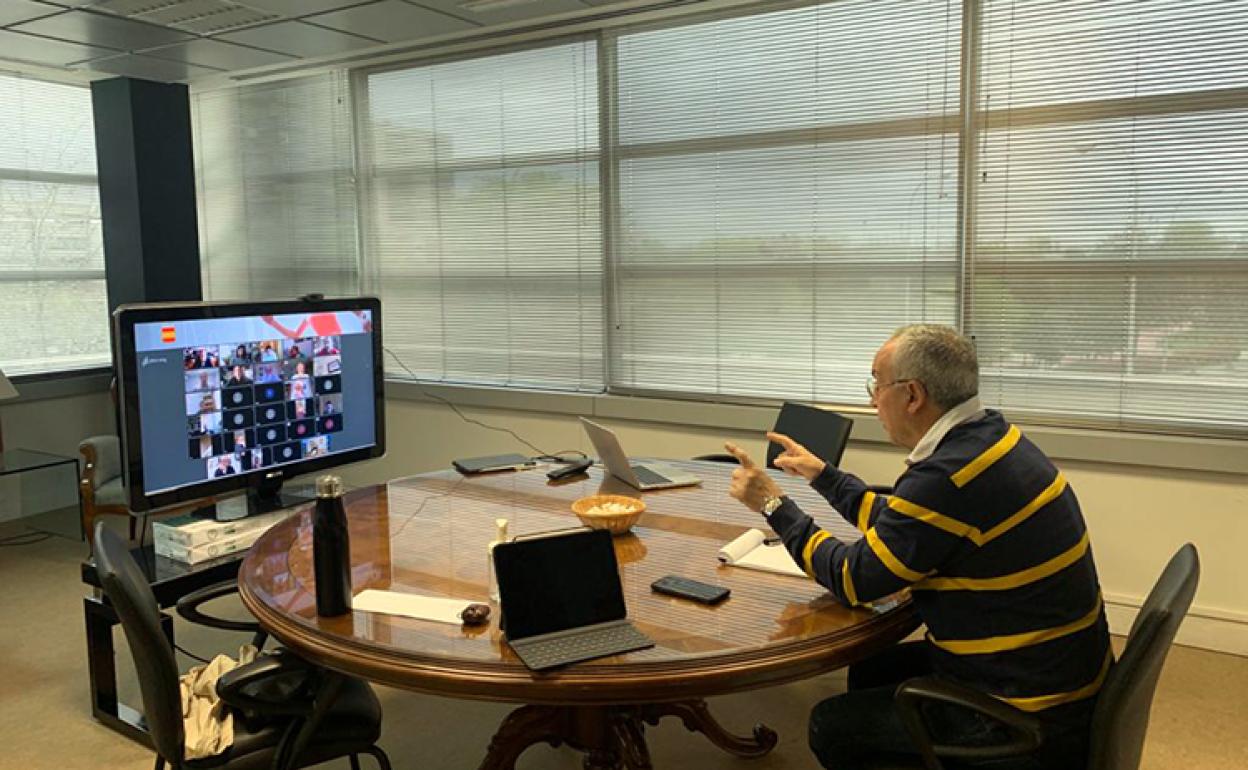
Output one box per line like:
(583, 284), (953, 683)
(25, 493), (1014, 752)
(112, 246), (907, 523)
(153, 509), (294, 564)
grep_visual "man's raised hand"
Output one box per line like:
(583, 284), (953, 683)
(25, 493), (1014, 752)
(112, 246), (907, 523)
(724, 442), (780, 513)
(767, 432), (826, 482)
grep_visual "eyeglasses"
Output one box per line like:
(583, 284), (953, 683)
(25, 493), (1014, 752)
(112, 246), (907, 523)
(865, 377), (917, 399)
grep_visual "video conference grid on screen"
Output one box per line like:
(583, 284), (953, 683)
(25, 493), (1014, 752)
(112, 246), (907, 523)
(184, 335), (346, 477)
(134, 311), (375, 495)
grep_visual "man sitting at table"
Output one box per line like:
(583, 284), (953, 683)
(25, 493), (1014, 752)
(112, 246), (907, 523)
(724, 324), (1110, 770)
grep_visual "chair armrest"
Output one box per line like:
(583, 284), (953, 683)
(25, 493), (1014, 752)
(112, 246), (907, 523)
(894, 676), (1043, 770)
(217, 649), (317, 717)
(867, 484), (893, 495)
(176, 581), (262, 634)
(691, 453), (740, 464)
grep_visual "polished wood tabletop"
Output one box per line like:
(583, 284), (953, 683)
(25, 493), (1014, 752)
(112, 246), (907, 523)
(238, 460), (917, 705)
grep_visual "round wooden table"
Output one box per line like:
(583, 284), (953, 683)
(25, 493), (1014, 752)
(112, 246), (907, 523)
(239, 461), (918, 769)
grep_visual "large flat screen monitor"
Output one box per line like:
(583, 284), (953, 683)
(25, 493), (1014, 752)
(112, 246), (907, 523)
(113, 297), (385, 514)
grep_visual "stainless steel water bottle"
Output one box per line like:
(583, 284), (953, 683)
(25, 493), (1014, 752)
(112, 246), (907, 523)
(313, 475), (352, 616)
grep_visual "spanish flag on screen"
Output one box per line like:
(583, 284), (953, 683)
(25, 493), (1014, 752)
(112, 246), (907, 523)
(161, 326), (176, 343)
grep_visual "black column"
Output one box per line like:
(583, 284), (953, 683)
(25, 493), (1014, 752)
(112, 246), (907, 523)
(91, 77), (202, 310)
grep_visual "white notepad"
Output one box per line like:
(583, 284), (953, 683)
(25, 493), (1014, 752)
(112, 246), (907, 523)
(718, 528), (808, 578)
(352, 589), (478, 625)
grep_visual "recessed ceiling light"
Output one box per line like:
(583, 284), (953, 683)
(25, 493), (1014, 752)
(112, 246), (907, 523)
(456, 0), (549, 12)
(90, 0), (278, 33)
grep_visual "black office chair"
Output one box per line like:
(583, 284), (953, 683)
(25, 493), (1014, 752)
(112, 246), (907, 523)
(694, 401), (854, 469)
(92, 522), (392, 770)
(881, 543), (1200, 770)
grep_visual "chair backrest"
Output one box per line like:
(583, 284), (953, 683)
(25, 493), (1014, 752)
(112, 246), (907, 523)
(93, 522), (185, 764)
(1087, 543), (1199, 770)
(80, 435), (122, 488)
(766, 402), (853, 470)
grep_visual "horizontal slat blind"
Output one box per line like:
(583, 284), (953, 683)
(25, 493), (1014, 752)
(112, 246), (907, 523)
(972, 0), (1248, 433)
(610, 1), (961, 403)
(358, 41), (603, 391)
(192, 72), (359, 302)
(0, 73), (108, 376)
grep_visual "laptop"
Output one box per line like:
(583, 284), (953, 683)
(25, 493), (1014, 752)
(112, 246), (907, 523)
(493, 528), (654, 671)
(580, 418), (701, 491)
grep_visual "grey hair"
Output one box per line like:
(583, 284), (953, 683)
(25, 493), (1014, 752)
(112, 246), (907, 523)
(888, 324), (978, 410)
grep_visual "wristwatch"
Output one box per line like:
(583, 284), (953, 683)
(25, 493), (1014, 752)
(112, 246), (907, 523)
(761, 495), (788, 517)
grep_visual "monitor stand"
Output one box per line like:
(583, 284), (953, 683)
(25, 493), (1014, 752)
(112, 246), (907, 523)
(211, 475), (317, 522)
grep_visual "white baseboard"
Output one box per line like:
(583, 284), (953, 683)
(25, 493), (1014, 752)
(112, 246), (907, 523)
(1104, 593), (1248, 658)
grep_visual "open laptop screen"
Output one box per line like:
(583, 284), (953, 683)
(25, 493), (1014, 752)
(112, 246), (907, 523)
(493, 528), (627, 640)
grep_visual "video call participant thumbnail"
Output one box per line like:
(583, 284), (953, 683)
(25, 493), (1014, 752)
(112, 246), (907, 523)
(314, 336), (340, 356)
(223, 364), (253, 387)
(185, 369), (219, 392)
(318, 394), (342, 416)
(223, 408), (255, 431)
(303, 435), (329, 458)
(316, 375), (341, 396)
(209, 455), (238, 477)
(256, 424), (287, 446)
(222, 384), (255, 410)
(255, 403), (285, 426)
(288, 420), (315, 441)
(224, 343), (256, 367)
(236, 448), (263, 472)
(264, 442), (302, 465)
(188, 435), (220, 460)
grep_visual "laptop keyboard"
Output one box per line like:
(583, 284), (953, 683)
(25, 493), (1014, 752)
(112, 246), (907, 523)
(630, 465), (671, 486)
(512, 622), (654, 671)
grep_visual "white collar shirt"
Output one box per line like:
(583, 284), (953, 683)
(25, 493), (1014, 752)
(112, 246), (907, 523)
(906, 395), (988, 465)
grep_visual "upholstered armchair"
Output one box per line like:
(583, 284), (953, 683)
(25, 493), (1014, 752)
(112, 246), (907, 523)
(80, 435), (134, 544)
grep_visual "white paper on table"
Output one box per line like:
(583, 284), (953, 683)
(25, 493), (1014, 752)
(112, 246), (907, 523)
(717, 528), (808, 578)
(352, 589), (477, 625)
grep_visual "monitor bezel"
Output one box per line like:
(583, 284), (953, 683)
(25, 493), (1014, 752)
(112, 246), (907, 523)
(112, 297), (386, 512)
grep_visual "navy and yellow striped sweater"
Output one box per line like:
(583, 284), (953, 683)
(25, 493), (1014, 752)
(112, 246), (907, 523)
(767, 410), (1112, 713)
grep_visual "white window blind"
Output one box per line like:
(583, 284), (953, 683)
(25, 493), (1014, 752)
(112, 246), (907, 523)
(971, 0), (1248, 434)
(358, 42), (603, 391)
(0, 73), (108, 376)
(609, 1), (962, 403)
(193, 72), (359, 302)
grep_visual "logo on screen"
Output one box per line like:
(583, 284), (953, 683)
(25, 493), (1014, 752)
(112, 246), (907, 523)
(160, 326), (176, 343)
(141, 355), (168, 368)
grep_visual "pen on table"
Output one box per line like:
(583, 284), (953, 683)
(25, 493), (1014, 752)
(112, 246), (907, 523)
(764, 536), (782, 545)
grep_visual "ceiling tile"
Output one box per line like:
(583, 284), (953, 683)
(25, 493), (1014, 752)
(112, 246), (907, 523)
(175, 8), (276, 34)
(90, 0), (279, 32)
(77, 52), (223, 82)
(13, 9), (192, 50)
(0, 1), (63, 27)
(0, 29), (119, 66)
(410, 0), (588, 25)
(140, 38), (295, 70)
(218, 20), (379, 57)
(308, 0), (472, 43)
(238, 0), (370, 17)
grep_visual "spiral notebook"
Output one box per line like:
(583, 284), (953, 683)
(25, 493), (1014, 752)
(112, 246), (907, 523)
(718, 528), (807, 578)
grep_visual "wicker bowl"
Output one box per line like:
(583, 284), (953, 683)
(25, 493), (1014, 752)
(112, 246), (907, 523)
(571, 494), (646, 536)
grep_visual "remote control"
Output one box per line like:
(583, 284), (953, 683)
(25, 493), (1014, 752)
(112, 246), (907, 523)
(651, 575), (730, 605)
(546, 459), (593, 481)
